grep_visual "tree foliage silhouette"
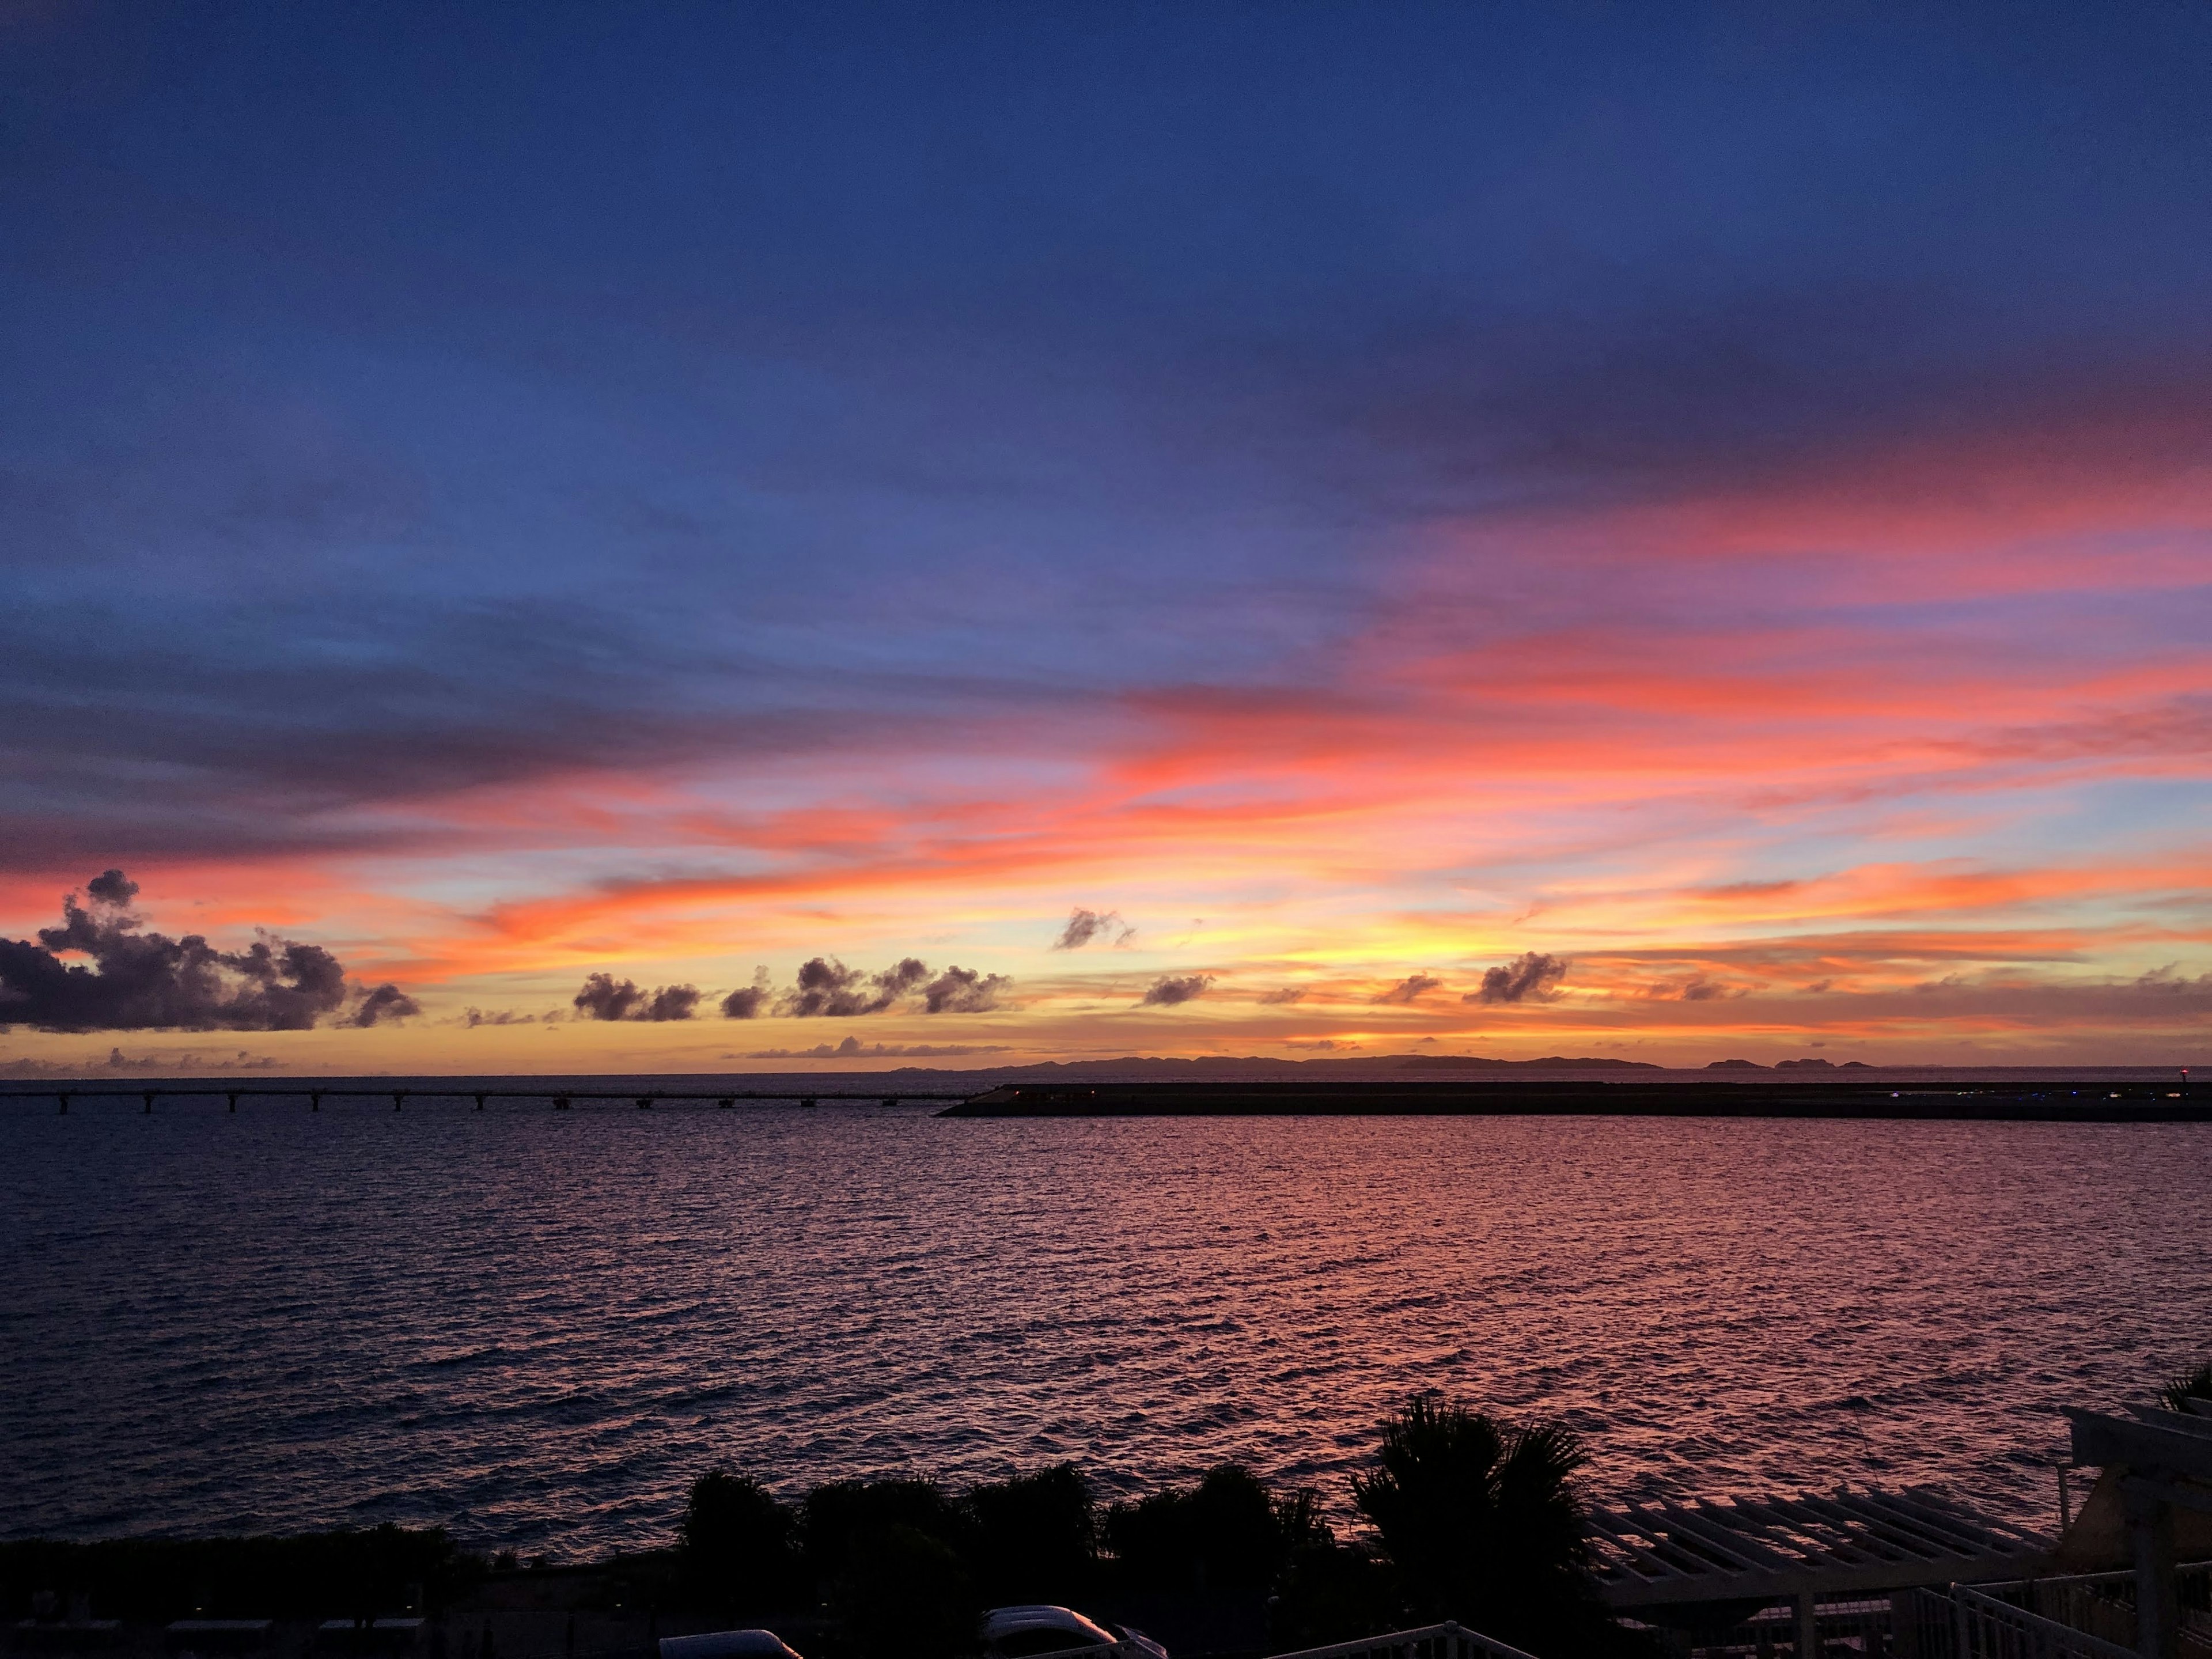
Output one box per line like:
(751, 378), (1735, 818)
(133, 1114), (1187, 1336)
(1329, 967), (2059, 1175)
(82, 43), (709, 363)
(1351, 1395), (1607, 1651)
(2162, 1359), (2212, 1412)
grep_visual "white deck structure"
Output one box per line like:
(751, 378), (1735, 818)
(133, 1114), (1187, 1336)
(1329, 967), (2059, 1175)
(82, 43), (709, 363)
(2065, 1397), (2212, 1659)
(1586, 1487), (2050, 1610)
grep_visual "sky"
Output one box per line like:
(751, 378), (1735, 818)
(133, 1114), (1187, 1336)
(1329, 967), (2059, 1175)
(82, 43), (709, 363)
(3, 1), (2210, 1072)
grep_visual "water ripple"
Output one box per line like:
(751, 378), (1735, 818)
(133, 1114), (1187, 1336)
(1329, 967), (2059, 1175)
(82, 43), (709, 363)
(4, 1102), (2209, 1555)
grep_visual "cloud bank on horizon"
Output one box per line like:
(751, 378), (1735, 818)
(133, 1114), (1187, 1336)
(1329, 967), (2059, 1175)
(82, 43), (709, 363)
(1, 5), (2209, 1067)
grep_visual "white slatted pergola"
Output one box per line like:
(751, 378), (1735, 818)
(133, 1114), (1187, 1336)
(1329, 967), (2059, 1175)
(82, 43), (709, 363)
(1585, 1486), (2050, 1649)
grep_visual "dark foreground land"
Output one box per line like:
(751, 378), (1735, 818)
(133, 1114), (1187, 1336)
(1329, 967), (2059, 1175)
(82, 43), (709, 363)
(941, 1075), (2203, 1120)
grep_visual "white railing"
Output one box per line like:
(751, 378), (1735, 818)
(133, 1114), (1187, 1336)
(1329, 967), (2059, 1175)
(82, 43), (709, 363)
(1940, 1585), (2138, 1659)
(1634, 1594), (1898, 1658)
(1263, 1619), (1541, 1659)
(1985, 1560), (2212, 1647)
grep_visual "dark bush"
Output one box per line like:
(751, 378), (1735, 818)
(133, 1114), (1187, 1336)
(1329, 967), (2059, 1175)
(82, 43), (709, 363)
(1105, 1464), (1305, 1594)
(0, 1528), (480, 1621)
(966, 1464), (1097, 1604)
(681, 1472), (801, 1614)
(804, 1480), (970, 1588)
(1266, 1539), (1400, 1653)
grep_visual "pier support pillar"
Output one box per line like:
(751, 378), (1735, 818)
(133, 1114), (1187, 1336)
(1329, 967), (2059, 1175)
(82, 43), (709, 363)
(2126, 1479), (2179, 1659)
(228, 1092), (238, 1113)
(1794, 1592), (1819, 1659)
(143, 1092), (155, 1115)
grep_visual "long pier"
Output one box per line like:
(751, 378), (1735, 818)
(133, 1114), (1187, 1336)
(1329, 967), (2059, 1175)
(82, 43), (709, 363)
(11, 1086), (970, 1114)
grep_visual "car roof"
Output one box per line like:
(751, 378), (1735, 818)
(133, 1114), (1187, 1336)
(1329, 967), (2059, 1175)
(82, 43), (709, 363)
(659, 1631), (801, 1659)
(980, 1607), (1114, 1645)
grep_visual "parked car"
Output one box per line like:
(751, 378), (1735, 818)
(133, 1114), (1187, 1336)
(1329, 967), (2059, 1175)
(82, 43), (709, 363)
(658, 1632), (803, 1659)
(979, 1607), (1167, 1659)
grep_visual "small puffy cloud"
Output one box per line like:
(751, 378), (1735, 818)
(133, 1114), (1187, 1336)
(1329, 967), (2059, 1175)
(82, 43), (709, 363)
(720, 968), (772, 1020)
(1467, 952), (1569, 1005)
(572, 972), (700, 1021)
(782, 956), (930, 1017)
(460, 1007), (536, 1027)
(645, 983), (700, 1020)
(1139, 973), (1214, 1006)
(1257, 987), (1306, 1004)
(741, 1035), (1011, 1059)
(2137, 964), (2212, 995)
(86, 870), (139, 906)
(1053, 907), (1134, 950)
(921, 965), (1011, 1013)
(349, 983), (422, 1027)
(1376, 973), (1444, 1005)
(1287, 1037), (1359, 1050)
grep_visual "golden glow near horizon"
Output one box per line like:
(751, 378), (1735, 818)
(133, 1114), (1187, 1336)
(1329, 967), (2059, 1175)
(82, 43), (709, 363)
(6, 460), (2209, 1074)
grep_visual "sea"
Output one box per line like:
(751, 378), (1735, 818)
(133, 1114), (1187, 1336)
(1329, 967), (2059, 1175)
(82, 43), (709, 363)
(5, 1071), (2208, 1558)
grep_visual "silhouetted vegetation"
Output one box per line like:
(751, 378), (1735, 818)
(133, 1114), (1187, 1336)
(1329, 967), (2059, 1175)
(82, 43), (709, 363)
(1105, 1465), (1323, 1594)
(11, 1401), (1640, 1656)
(681, 1471), (800, 1612)
(2161, 1361), (2212, 1413)
(968, 1465), (1097, 1607)
(1351, 1395), (1629, 1656)
(0, 1527), (482, 1620)
(662, 1396), (1638, 1654)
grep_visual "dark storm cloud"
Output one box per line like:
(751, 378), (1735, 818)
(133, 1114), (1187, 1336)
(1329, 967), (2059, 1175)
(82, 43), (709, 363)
(1467, 952), (1569, 1005)
(1374, 973), (1443, 1005)
(780, 956), (931, 1017)
(571, 972), (700, 1021)
(921, 965), (1010, 1014)
(1052, 908), (1131, 950)
(0, 870), (403, 1032)
(1138, 973), (1214, 1007)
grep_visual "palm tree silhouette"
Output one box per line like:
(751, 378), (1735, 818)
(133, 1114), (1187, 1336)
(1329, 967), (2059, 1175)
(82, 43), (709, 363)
(1353, 1395), (1612, 1652)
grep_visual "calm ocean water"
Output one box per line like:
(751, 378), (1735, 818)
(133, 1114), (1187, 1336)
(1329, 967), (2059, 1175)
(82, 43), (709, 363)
(5, 1080), (2208, 1556)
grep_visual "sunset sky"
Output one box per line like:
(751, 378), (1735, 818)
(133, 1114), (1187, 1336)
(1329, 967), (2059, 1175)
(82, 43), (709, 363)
(4, 3), (2210, 1071)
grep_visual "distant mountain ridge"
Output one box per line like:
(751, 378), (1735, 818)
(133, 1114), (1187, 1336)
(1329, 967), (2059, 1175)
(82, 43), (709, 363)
(883, 1052), (1665, 1078)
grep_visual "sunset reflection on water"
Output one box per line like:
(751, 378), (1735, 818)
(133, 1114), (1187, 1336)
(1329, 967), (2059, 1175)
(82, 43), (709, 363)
(5, 1100), (2206, 1556)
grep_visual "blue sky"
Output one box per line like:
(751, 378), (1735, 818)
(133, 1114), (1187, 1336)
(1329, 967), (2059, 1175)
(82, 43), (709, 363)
(4, 2), (2210, 1068)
